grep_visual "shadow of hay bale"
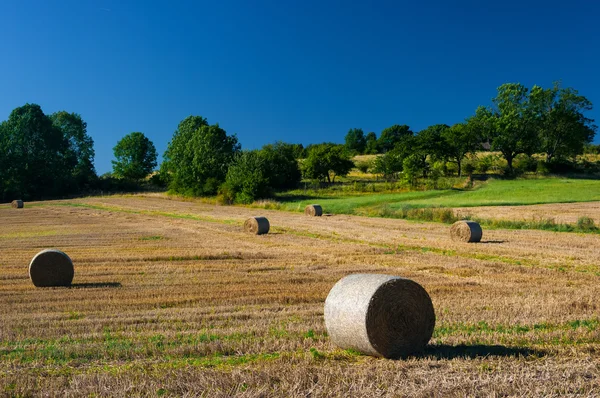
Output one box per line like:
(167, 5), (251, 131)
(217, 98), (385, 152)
(70, 282), (122, 289)
(414, 344), (546, 360)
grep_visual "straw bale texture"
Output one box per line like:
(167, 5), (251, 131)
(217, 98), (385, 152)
(324, 273), (435, 358)
(450, 220), (483, 242)
(304, 204), (323, 217)
(11, 200), (23, 209)
(244, 216), (270, 235)
(29, 249), (74, 287)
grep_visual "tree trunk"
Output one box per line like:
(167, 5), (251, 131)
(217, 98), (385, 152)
(505, 154), (514, 174)
(457, 160), (462, 177)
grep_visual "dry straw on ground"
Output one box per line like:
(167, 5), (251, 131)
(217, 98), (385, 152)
(324, 273), (435, 358)
(450, 220), (482, 242)
(244, 216), (270, 235)
(29, 249), (74, 287)
(304, 204), (323, 217)
(11, 200), (23, 209)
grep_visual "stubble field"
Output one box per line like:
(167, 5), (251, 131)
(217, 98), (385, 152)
(1, 195), (600, 397)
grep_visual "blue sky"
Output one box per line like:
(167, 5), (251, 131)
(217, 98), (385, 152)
(1, 0), (598, 173)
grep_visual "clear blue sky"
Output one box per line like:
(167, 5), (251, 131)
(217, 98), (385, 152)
(1, 0), (599, 174)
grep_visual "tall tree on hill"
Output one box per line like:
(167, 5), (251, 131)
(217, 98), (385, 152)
(529, 82), (596, 162)
(50, 111), (96, 188)
(470, 83), (538, 174)
(414, 124), (449, 177)
(112, 132), (158, 181)
(0, 104), (70, 201)
(161, 116), (240, 195)
(344, 128), (366, 154)
(364, 132), (379, 154)
(302, 144), (354, 183)
(441, 123), (480, 177)
(378, 124), (413, 153)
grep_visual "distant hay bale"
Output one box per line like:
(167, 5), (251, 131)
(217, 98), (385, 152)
(29, 249), (74, 287)
(324, 274), (435, 358)
(11, 200), (23, 209)
(244, 216), (270, 235)
(304, 204), (323, 217)
(450, 220), (482, 243)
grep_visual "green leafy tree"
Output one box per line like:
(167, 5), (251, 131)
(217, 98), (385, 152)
(112, 132), (158, 181)
(302, 144), (354, 183)
(260, 141), (301, 189)
(364, 132), (379, 154)
(414, 124), (449, 177)
(441, 123), (481, 177)
(530, 83), (596, 162)
(161, 116), (240, 195)
(50, 111), (96, 188)
(222, 150), (270, 204)
(344, 128), (366, 154)
(470, 83), (539, 174)
(402, 154), (423, 187)
(373, 148), (403, 180)
(0, 104), (69, 201)
(378, 124), (413, 153)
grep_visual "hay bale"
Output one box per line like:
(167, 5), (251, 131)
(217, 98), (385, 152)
(450, 220), (482, 243)
(11, 200), (23, 209)
(29, 249), (74, 287)
(244, 216), (270, 235)
(324, 273), (435, 358)
(304, 204), (323, 217)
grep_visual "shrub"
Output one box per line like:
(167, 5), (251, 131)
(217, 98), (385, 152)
(355, 160), (372, 174)
(576, 216), (596, 232)
(221, 151), (270, 204)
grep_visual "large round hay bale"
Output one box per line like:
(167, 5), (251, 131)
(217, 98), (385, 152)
(244, 216), (270, 235)
(304, 204), (323, 217)
(11, 200), (23, 209)
(29, 249), (74, 287)
(324, 274), (435, 358)
(450, 220), (482, 243)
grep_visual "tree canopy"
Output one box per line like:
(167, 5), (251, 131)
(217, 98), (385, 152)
(378, 124), (413, 153)
(302, 144), (354, 183)
(161, 116), (240, 195)
(0, 104), (97, 201)
(112, 132), (157, 181)
(344, 128), (366, 154)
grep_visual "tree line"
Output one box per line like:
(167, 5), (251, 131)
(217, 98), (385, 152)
(345, 82), (596, 178)
(0, 82), (596, 203)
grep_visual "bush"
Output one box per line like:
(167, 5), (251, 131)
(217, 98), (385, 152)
(221, 151), (270, 204)
(576, 216), (596, 232)
(355, 160), (371, 174)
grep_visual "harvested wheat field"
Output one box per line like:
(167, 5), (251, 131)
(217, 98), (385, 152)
(1, 195), (600, 397)
(455, 201), (600, 225)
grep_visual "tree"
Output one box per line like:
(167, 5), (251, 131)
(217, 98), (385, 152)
(222, 150), (270, 204)
(471, 83), (538, 174)
(530, 83), (596, 162)
(402, 154), (423, 187)
(112, 132), (158, 181)
(365, 132), (379, 154)
(414, 124), (449, 177)
(441, 123), (480, 177)
(0, 104), (69, 201)
(345, 128), (366, 154)
(378, 124), (413, 153)
(50, 111), (96, 188)
(161, 116), (240, 195)
(302, 144), (354, 183)
(260, 141), (301, 189)
(373, 148), (403, 180)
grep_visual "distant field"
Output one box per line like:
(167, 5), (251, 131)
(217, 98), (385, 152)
(274, 178), (600, 216)
(1, 196), (600, 396)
